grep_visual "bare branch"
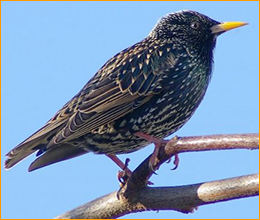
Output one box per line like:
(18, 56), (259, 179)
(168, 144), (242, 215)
(55, 173), (259, 219)
(166, 133), (259, 153)
(125, 133), (259, 191)
(55, 133), (259, 219)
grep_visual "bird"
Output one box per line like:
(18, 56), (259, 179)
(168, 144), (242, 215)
(5, 10), (247, 172)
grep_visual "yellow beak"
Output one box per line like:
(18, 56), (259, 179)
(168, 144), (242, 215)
(211, 21), (248, 34)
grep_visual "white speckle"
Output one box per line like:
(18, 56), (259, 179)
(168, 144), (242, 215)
(132, 124), (139, 130)
(115, 133), (123, 139)
(132, 67), (136, 73)
(137, 117), (142, 123)
(149, 107), (156, 113)
(175, 68), (179, 71)
(178, 62), (183, 66)
(156, 97), (165, 104)
(119, 119), (127, 127)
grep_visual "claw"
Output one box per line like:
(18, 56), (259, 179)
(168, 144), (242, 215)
(171, 154), (180, 170)
(118, 158), (131, 184)
(166, 158), (171, 163)
(106, 154), (132, 184)
(136, 132), (168, 173)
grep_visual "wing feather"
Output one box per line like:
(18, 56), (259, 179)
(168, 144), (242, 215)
(5, 40), (180, 169)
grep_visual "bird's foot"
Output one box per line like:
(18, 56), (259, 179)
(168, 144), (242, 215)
(106, 153), (153, 191)
(135, 132), (168, 172)
(106, 154), (132, 184)
(117, 158), (131, 186)
(171, 153), (180, 170)
(165, 151), (180, 170)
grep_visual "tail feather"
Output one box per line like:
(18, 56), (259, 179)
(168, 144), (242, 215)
(5, 139), (48, 170)
(5, 121), (65, 170)
(28, 144), (88, 172)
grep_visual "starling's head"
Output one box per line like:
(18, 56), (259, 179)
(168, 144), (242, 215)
(149, 10), (247, 52)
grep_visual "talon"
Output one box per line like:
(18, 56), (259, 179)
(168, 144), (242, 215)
(106, 154), (132, 185)
(149, 161), (158, 175)
(136, 132), (168, 174)
(171, 153), (180, 170)
(117, 170), (129, 184)
(123, 158), (130, 170)
(147, 180), (154, 185)
(118, 158), (132, 183)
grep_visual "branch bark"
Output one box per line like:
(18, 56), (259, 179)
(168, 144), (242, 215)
(55, 133), (259, 219)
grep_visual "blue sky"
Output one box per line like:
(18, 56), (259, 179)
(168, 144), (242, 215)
(1, 1), (259, 219)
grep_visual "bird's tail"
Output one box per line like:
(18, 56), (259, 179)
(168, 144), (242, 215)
(5, 134), (88, 172)
(4, 131), (57, 170)
(28, 144), (87, 172)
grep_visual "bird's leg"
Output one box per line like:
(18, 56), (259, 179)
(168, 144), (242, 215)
(106, 153), (154, 188)
(135, 132), (168, 172)
(117, 158), (131, 185)
(106, 154), (132, 184)
(135, 132), (180, 172)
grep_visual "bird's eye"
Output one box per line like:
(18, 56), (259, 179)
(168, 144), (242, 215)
(191, 22), (200, 29)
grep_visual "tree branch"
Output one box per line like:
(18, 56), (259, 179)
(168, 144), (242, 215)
(125, 133), (259, 192)
(55, 173), (259, 219)
(55, 133), (259, 219)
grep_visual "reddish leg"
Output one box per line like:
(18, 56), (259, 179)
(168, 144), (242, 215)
(135, 132), (180, 171)
(106, 154), (154, 186)
(135, 132), (168, 172)
(106, 154), (132, 183)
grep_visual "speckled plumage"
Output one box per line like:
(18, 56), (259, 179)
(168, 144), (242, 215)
(5, 10), (246, 171)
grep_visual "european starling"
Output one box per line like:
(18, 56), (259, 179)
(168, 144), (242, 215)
(5, 10), (247, 172)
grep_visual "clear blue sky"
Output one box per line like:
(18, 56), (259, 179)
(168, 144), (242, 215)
(1, 1), (259, 219)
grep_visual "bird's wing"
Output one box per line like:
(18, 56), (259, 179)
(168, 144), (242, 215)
(51, 40), (170, 145)
(5, 40), (177, 169)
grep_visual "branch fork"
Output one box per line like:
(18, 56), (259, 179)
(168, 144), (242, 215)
(56, 133), (259, 219)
